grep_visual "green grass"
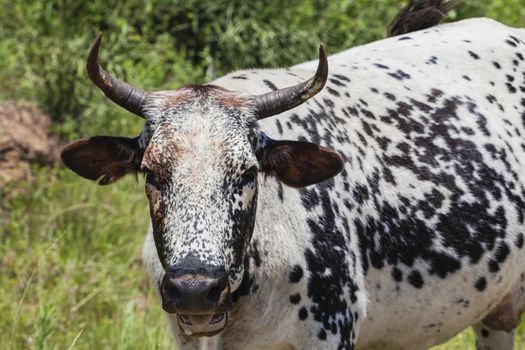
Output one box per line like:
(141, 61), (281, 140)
(1, 169), (172, 349)
(2, 167), (525, 349)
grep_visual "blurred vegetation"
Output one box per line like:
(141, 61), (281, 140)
(0, 170), (172, 349)
(0, 0), (524, 349)
(0, 0), (522, 139)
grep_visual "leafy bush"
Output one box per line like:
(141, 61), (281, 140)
(1, 0), (522, 139)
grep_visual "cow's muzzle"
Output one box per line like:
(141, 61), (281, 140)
(160, 270), (231, 336)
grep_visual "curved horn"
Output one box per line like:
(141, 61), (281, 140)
(87, 32), (149, 118)
(253, 44), (328, 119)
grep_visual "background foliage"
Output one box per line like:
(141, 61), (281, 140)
(0, 0), (523, 138)
(0, 0), (524, 349)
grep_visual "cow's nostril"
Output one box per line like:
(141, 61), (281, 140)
(164, 279), (179, 299)
(207, 284), (224, 305)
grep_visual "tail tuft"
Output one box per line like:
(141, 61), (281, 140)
(388, 0), (462, 37)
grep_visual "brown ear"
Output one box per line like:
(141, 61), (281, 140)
(260, 141), (344, 188)
(61, 136), (141, 185)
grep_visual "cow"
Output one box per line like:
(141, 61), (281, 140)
(387, 0), (461, 37)
(61, 17), (525, 350)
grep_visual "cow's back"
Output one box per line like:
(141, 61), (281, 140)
(213, 18), (525, 349)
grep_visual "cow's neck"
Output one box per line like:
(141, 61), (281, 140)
(233, 175), (364, 298)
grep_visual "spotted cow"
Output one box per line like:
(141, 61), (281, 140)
(61, 18), (525, 350)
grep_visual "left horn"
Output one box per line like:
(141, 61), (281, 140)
(87, 32), (150, 118)
(253, 44), (328, 120)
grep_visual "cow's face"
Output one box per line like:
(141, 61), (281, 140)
(61, 34), (343, 337)
(141, 88), (260, 333)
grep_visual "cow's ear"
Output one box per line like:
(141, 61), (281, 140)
(260, 140), (344, 188)
(61, 136), (141, 185)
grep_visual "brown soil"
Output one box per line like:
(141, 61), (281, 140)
(0, 100), (62, 195)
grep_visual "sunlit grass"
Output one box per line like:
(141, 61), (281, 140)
(1, 169), (172, 350)
(2, 168), (524, 349)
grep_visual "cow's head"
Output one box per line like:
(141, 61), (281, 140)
(62, 34), (343, 336)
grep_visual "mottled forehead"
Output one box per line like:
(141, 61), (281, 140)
(144, 85), (252, 119)
(140, 85), (259, 176)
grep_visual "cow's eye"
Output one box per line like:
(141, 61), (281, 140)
(244, 166), (258, 178)
(145, 172), (156, 182)
(141, 166), (156, 180)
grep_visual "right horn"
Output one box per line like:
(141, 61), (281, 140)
(87, 32), (150, 118)
(252, 44), (328, 120)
